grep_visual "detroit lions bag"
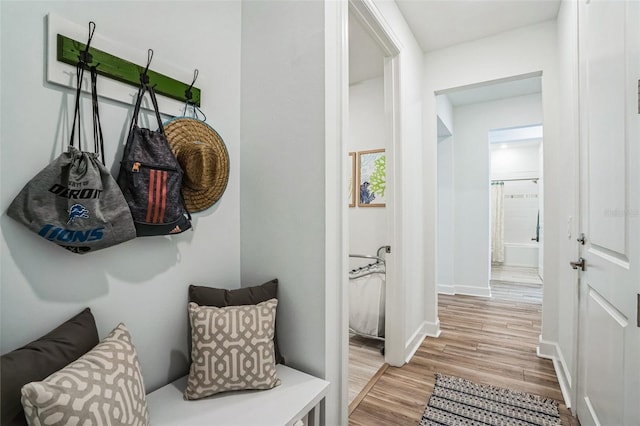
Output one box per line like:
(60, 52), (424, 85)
(7, 64), (136, 254)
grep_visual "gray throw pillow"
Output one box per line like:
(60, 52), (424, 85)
(1, 308), (98, 426)
(188, 278), (285, 364)
(184, 299), (280, 400)
(21, 323), (149, 426)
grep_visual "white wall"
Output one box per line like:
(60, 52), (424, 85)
(538, 141), (545, 279)
(239, 0), (327, 404)
(491, 143), (541, 252)
(349, 77), (387, 259)
(0, 1), (242, 393)
(501, 180), (539, 244)
(437, 95), (454, 136)
(452, 94), (542, 295)
(437, 135), (455, 291)
(372, 0), (428, 360)
(538, 0), (581, 409)
(423, 19), (561, 336)
(437, 95), (455, 291)
(490, 143), (540, 181)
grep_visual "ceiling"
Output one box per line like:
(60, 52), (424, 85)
(350, 1), (559, 103)
(349, 12), (385, 84)
(394, 0), (561, 53)
(443, 75), (542, 107)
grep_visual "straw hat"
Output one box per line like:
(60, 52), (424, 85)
(164, 118), (229, 213)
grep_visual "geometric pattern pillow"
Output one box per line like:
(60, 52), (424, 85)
(184, 299), (280, 400)
(188, 279), (285, 364)
(21, 323), (149, 426)
(1, 308), (99, 426)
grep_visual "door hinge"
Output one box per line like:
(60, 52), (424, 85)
(637, 294), (640, 327)
(637, 79), (640, 114)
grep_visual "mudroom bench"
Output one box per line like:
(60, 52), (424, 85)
(146, 364), (330, 426)
(2, 282), (329, 426)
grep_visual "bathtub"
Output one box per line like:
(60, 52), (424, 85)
(503, 242), (539, 268)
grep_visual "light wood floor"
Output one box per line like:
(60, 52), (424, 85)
(348, 286), (579, 425)
(491, 280), (543, 304)
(491, 265), (543, 285)
(348, 334), (385, 406)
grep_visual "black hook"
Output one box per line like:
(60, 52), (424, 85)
(140, 49), (153, 85)
(185, 69), (199, 101)
(78, 21), (96, 65)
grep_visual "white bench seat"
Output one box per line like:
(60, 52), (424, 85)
(146, 365), (329, 426)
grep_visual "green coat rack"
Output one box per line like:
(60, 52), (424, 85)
(57, 34), (201, 106)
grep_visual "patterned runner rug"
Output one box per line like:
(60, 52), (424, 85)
(420, 373), (562, 426)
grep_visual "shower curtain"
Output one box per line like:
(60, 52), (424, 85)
(491, 181), (505, 263)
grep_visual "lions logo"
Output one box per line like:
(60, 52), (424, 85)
(67, 203), (89, 224)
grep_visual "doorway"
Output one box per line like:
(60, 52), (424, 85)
(436, 74), (544, 305)
(346, 6), (386, 409)
(346, 0), (401, 414)
(489, 125), (544, 303)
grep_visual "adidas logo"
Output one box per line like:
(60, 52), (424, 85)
(169, 225), (182, 234)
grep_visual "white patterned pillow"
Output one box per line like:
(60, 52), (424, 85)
(185, 298), (280, 400)
(21, 323), (149, 426)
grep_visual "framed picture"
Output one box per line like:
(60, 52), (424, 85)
(358, 149), (386, 207)
(348, 152), (356, 207)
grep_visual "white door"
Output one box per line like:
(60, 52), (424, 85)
(576, 0), (640, 425)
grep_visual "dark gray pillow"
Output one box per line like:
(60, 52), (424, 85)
(188, 279), (284, 364)
(1, 308), (99, 426)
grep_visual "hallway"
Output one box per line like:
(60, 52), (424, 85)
(491, 265), (543, 304)
(348, 286), (578, 425)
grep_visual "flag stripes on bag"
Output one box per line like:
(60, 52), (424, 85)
(147, 168), (168, 224)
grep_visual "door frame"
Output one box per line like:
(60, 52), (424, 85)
(348, 0), (403, 368)
(324, 0), (403, 423)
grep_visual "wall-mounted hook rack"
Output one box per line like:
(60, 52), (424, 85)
(77, 21), (96, 66)
(140, 48), (154, 85)
(185, 69), (199, 102)
(56, 34), (201, 106)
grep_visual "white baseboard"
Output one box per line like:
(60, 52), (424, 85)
(537, 336), (574, 411)
(437, 284), (455, 295)
(536, 336), (557, 359)
(437, 284), (491, 298)
(404, 320), (441, 363)
(422, 319), (441, 338)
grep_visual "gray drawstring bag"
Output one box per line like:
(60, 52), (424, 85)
(7, 63), (136, 254)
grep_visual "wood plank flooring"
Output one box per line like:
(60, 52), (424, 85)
(349, 334), (385, 407)
(491, 265), (543, 285)
(349, 289), (580, 426)
(490, 280), (544, 304)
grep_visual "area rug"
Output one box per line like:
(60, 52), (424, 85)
(420, 373), (561, 426)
